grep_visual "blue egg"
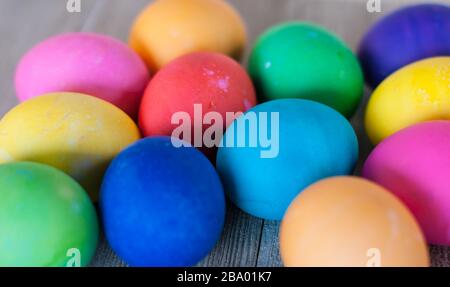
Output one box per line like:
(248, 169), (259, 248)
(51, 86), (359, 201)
(216, 99), (358, 220)
(359, 4), (450, 88)
(100, 136), (225, 267)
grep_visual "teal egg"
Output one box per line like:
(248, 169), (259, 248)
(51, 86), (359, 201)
(217, 99), (359, 220)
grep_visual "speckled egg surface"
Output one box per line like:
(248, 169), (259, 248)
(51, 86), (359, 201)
(139, 52), (256, 159)
(0, 92), (140, 200)
(365, 57), (450, 145)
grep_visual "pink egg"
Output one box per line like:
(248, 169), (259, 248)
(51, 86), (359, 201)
(15, 32), (150, 118)
(363, 121), (450, 246)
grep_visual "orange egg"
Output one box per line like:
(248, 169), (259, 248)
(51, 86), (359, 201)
(129, 0), (247, 71)
(280, 177), (429, 267)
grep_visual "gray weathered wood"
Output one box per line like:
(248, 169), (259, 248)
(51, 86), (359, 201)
(197, 204), (263, 267)
(89, 230), (128, 267)
(256, 220), (282, 267)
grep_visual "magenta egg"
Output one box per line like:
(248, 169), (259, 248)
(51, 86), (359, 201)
(363, 121), (450, 246)
(15, 32), (151, 118)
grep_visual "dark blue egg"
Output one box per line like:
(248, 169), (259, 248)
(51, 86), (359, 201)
(100, 136), (225, 267)
(359, 4), (450, 88)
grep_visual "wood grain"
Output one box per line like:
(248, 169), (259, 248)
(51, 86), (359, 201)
(197, 203), (263, 267)
(0, 0), (448, 267)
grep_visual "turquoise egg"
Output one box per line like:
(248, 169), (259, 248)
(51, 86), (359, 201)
(216, 99), (359, 220)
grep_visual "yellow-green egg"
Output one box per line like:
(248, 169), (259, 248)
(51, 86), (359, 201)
(0, 92), (140, 200)
(365, 57), (450, 145)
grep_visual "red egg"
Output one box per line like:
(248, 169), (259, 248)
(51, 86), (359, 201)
(139, 52), (256, 159)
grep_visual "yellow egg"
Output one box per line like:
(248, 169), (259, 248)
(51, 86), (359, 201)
(0, 93), (140, 200)
(365, 57), (450, 144)
(129, 0), (247, 71)
(280, 177), (429, 267)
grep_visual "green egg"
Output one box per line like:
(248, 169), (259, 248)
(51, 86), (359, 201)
(0, 162), (98, 267)
(248, 22), (364, 117)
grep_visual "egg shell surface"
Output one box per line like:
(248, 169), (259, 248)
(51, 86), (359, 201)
(129, 0), (246, 70)
(359, 3), (450, 88)
(248, 22), (364, 117)
(100, 136), (225, 267)
(365, 57), (450, 145)
(139, 52), (256, 159)
(0, 92), (140, 201)
(363, 121), (450, 246)
(280, 177), (429, 267)
(0, 162), (98, 267)
(216, 99), (358, 220)
(15, 32), (150, 118)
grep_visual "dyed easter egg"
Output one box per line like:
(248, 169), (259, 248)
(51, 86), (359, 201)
(359, 4), (450, 88)
(100, 137), (225, 267)
(216, 99), (358, 220)
(280, 177), (429, 267)
(0, 93), (140, 200)
(15, 32), (150, 118)
(248, 22), (364, 117)
(363, 121), (450, 246)
(129, 0), (246, 70)
(0, 162), (98, 267)
(139, 52), (256, 159)
(365, 57), (450, 145)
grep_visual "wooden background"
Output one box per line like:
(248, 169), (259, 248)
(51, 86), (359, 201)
(0, 0), (449, 267)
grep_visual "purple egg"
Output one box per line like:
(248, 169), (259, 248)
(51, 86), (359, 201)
(358, 4), (450, 88)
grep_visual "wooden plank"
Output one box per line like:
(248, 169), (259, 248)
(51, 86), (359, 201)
(430, 246), (450, 267)
(79, 0), (150, 39)
(256, 220), (282, 267)
(197, 204), (263, 267)
(89, 229), (128, 267)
